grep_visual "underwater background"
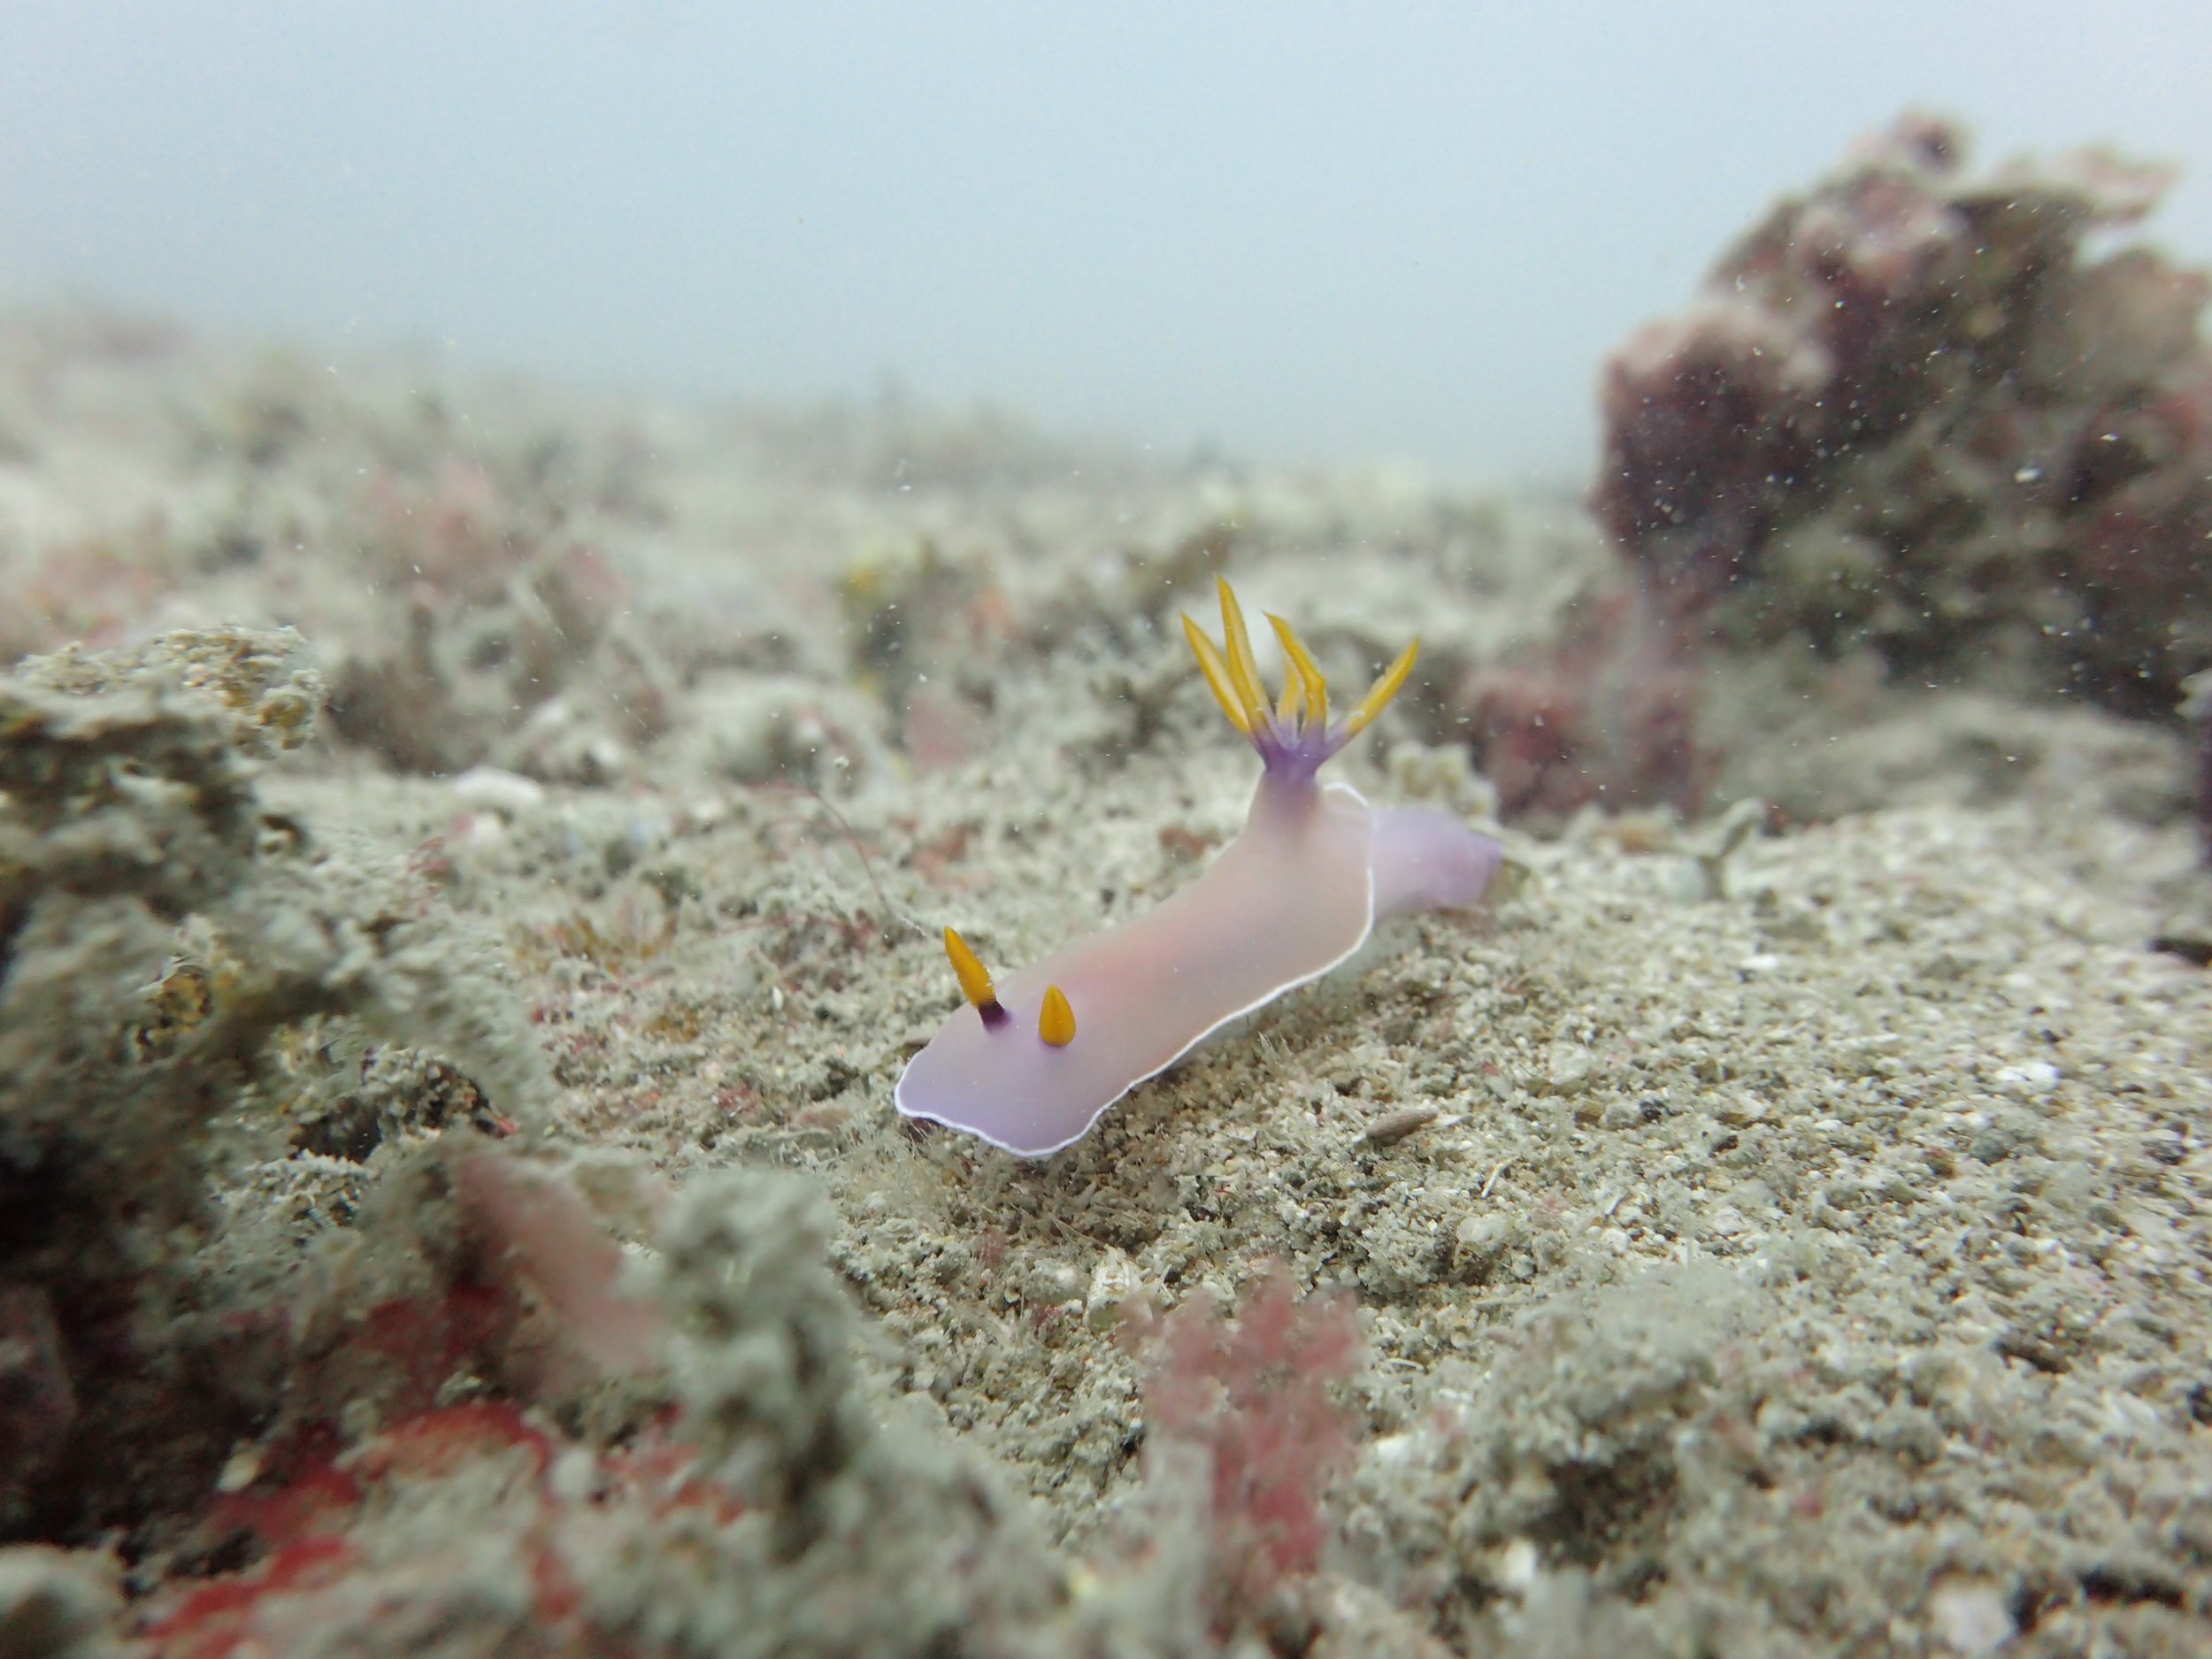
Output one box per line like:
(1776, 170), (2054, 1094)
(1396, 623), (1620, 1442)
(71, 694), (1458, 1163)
(9, 2), (2212, 480)
(4, 6), (2212, 1657)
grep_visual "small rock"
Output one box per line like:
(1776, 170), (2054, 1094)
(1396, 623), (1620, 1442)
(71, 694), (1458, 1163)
(1928, 1578), (2015, 1655)
(1486, 1536), (1541, 1596)
(1992, 1059), (2060, 1096)
(1455, 1211), (1519, 1256)
(451, 764), (548, 818)
(1363, 1103), (1440, 1145)
(1086, 1248), (1142, 1332)
(1024, 1261), (1086, 1305)
(1545, 1044), (1595, 1094)
(1599, 1098), (1644, 1131)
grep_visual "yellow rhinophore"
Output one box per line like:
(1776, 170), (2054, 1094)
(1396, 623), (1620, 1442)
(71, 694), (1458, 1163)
(942, 926), (997, 1010)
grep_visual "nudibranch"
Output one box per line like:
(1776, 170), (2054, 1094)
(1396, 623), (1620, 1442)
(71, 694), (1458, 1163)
(895, 579), (1503, 1157)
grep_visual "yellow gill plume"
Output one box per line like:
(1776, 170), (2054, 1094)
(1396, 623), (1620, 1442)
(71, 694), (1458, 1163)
(1266, 613), (1330, 732)
(1341, 637), (1419, 738)
(1179, 577), (1419, 744)
(1214, 577), (1270, 722)
(1180, 612), (1252, 735)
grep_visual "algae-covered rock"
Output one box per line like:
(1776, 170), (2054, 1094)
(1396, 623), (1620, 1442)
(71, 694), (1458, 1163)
(0, 626), (549, 1542)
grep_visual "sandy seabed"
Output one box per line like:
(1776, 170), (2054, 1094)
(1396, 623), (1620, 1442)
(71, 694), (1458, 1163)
(2, 306), (2208, 1657)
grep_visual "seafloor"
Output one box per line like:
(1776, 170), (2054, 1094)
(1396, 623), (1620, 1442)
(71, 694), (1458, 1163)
(2, 306), (2208, 1657)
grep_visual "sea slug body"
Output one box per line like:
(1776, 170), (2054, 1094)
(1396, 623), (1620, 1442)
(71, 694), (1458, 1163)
(895, 579), (1503, 1156)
